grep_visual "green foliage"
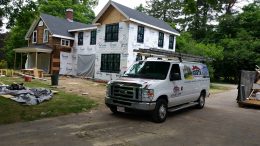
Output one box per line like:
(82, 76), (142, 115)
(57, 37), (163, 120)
(0, 60), (7, 69)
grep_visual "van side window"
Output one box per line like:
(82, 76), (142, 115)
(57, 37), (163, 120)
(170, 64), (181, 81)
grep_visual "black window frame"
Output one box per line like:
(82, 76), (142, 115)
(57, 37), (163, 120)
(169, 35), (174, 49)
(90, 30), (97, 45)
(137, 26), (144, 43)
(78, 32), (84, 46)
(100, 54), (121, 73)
(158, 32), (164, 47)
(105, 23), (119, 42)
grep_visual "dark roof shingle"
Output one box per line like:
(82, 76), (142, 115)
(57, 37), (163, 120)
(111, 1), (179, 35)
(40, 13), (95, 38)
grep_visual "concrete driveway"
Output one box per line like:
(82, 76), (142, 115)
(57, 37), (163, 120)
(0, 88), (259, 146)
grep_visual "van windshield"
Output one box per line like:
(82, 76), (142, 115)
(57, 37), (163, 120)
(123, 61), (170, 80)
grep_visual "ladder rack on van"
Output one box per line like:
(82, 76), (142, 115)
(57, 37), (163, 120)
(134, 48), (211, 62)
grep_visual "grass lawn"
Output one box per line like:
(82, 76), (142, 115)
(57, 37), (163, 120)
(210, 83), (234, 94)
(0, 77), (97, 124)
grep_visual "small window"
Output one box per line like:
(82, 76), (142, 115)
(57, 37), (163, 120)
(43, 29), (48, 43)
(170, 64), (181, 81)
(90, 30), (97, 45)
(158, 32), (164, 47)
(78, 32), (83, 46)
(137, 26), (144, 43)
(105, 23), (119, 42)
(61, 39), (70, 46)
(100, 54), (120, 73)
(169, 35), (174, 49)
(32, 30), (37, 43)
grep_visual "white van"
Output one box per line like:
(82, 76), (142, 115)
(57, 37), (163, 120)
(105, 60), (210, 122)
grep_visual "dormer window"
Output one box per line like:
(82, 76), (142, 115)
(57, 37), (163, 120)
(61, 39), (70, 46)
(43, 29), (48, 43)
(32, 30), (37, 44)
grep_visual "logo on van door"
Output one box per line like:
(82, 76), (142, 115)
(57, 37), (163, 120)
(192, 66), (202, 76)
(171, 86), (181, 98)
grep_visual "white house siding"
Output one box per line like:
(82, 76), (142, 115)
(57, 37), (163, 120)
(59, 30), (96, 75)
(94, 22), (129, 81)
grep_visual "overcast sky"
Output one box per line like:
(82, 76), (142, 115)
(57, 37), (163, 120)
(93, 0), (146, 15)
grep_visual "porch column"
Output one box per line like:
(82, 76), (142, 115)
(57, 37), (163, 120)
(14, 52), (16, 70)
(20, 53), (23, 69)
(35, 52), (38, 68)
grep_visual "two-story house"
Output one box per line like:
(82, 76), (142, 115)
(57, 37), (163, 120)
(16, 1), (180, 81)
(67, 1), (180, 80)
(14, 9), (94, 74)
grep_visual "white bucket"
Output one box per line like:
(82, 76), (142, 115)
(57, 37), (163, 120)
(256, 92), (260, 100)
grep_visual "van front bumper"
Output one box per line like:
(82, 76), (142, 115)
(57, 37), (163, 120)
(105, 96), (156, 111)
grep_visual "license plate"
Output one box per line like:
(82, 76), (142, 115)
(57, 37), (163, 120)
(117, 106), (125, 112)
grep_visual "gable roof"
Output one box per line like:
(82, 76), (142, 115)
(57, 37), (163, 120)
(93, 1), (180, 36)
(25, 13), (96, 40)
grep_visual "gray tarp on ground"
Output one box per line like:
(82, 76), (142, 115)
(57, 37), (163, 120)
(77, 54), (95, 78)
(0, 86), (53, 105)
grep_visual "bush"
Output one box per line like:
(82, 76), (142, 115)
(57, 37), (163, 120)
(0, 60), (8, 69)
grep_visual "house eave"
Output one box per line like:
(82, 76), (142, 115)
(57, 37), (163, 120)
(129, 18), (180, 36)
(52, 34), (74, 40)
(68, 27), (97, 32)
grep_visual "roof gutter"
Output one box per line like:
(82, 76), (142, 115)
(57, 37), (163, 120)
(129, 18), (180, 36)
(68, 27), (97, 32)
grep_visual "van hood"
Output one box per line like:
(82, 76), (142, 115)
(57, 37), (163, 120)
(109, 77), (164, 89)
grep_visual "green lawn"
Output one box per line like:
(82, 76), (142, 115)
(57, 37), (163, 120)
(210, 83), (234, 94)
(0, 77), (97, 124)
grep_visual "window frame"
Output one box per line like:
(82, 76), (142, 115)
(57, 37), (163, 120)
(90, 30), (97, 45)
(169, 35), (174, 49)
(100, 54), (121, 73)
(61, 39), (70, 47)
(32, 30), (37, 44)
(137, 26), (144, 43)
(105, 23), (119, 42)
(158, 32), (164, 47)
(43, 29), (48, 43)
(78, 32), (84, 46)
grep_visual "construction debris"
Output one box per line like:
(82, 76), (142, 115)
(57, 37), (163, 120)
(0, 83), (53, 105)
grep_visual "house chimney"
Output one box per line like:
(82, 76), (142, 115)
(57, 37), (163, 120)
(66, 8), (73, 22)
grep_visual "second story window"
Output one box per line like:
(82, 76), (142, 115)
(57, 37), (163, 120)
(78, 32), (84, 46)
(137, 26), (144, 43)
(43, 29), (48, 43)
(169, 35), (174, 49)
(61, 39), (70, 47)
(158, 32), (164, 47)
(105, 23), (119, 42)
(90, 30), (97, 45)
(32, 30), (37, 43)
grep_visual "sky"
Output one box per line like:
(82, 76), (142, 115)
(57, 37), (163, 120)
(93, 0), (146, 15)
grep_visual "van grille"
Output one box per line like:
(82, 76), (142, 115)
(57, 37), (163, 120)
(110, 83), (141, 100)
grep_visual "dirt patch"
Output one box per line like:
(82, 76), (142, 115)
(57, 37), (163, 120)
(57, 77), (106, 106)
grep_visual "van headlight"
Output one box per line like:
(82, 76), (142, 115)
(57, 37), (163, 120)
(106, 84), (111, 96)
(142, 89), (154, 101)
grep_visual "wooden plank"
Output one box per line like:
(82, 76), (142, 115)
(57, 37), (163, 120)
(52, 67), (60, 71)
(52, 58), (60, 63)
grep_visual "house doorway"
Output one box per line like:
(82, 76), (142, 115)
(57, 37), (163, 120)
(77, 54), (95, 78)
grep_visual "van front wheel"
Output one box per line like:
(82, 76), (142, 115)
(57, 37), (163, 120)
(152, 99), (167, 123)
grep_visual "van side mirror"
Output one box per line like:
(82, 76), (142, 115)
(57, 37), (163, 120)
(170, 73), (181, 81)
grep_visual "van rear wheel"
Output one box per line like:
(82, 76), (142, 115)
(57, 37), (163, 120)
(196, 93), (205, 109)
(152, 99), (167, 123)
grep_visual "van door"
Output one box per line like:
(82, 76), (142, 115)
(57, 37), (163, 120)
(167, 64), (187, 107)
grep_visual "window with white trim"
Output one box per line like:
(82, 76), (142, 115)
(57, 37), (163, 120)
(169, 35), (174, 49)
(43, 29), (48, 43)
(158, 32), (164, 47)
(61, 39), (70, 46)
(32, 30), (37, 43)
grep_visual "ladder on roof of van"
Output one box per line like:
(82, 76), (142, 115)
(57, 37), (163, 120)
(134, 48), (212, 62)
